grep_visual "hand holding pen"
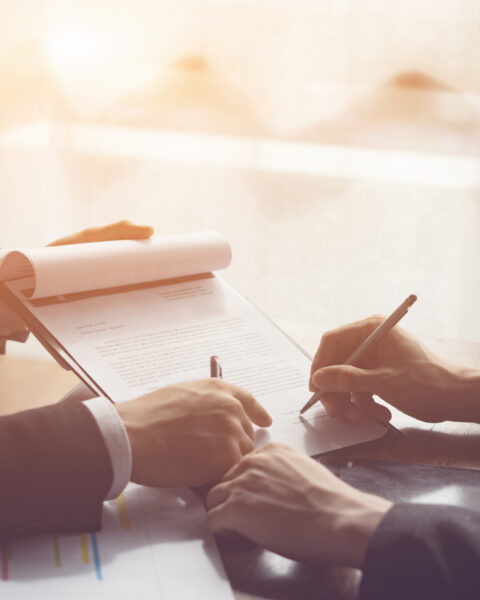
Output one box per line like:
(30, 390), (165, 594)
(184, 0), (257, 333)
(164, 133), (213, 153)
(302, 295), (480, 427)
(301, 295), (417, 416)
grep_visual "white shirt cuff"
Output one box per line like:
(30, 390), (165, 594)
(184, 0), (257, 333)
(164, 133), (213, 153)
(83, 396), (132, 500)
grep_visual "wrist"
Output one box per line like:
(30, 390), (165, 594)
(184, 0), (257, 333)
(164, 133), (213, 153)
(448, 366), (480, 423)
(335, 494), (392, 568)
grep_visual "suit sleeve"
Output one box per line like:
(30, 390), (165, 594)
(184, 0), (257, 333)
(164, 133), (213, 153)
(360, 503), (480, 600)
(0, 398), (113, 541)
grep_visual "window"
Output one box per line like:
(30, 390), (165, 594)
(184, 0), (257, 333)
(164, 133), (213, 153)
(1, 0), (479, 351)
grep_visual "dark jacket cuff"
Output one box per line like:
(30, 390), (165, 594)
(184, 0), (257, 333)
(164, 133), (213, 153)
(360, 503), (480, 600)
(0, 398), (113, 540)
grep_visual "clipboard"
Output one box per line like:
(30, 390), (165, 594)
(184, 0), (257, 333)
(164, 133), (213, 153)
(0, 279), (108, 399)
(0, 271), (399, 447)
(0, 266), (315, 403)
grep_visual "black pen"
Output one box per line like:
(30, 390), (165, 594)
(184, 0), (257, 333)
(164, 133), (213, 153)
(210, 355), (223, 379)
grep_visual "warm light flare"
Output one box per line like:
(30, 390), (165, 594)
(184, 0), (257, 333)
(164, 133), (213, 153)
(43, 26), (157, 113)
(46, 30), (106, 73)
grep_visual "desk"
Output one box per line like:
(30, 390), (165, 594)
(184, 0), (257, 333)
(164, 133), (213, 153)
(1, 339), (480, 600)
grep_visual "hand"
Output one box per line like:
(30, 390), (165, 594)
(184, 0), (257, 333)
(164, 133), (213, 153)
(48, 220), (154, 246)
(116, 379), (272, 488)
(309, 316), (480, 424)
(207, 442), (391, 568)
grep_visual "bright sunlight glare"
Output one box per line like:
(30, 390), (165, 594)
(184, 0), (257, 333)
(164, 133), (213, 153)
(44, 27), (157, 113)
(46, 30), (106, 73)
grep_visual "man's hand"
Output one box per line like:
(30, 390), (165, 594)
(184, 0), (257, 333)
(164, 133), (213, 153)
(309, 316), (480, 424)
(116, 379), (272, 488)
(206, 442), (391, 568)
(48, 220), (154, 246)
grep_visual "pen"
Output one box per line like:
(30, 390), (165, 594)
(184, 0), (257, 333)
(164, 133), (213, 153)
(300, 294), (417, 415)
(210, 355), (223, 379)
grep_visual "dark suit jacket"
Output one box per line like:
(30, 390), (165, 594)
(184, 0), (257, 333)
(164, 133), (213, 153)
(361, 503), (480, 599)
(0, 397), (112, 541)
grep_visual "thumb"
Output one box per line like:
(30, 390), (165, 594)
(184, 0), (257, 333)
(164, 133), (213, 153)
(312, 365), (390, 394)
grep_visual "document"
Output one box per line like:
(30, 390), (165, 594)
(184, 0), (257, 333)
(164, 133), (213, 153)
(0, 484), (233, 600)
(1, 232), (385, 456)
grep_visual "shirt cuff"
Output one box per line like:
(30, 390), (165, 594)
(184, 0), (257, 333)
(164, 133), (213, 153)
(83, 397), (132, 500)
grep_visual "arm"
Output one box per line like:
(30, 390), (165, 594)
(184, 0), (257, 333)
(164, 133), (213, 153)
(0, 219), (272, 539)
(207, 444), (480, 598)
(361, 503), (480, 600)
(207, 442), (391, 567)
(0, 378), (271, 540)
(0, 398), (112, 540)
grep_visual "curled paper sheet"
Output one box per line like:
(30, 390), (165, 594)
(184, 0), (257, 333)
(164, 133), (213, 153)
(0, 231), (232, 300)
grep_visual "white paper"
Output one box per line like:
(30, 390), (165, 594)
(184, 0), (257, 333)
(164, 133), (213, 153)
(0, 232), (231, 299)
(6, 274), (385, 456)
(0, 485), (233, 600)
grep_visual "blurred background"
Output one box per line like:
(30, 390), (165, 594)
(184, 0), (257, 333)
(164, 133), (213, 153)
(0, 0), (479, 357)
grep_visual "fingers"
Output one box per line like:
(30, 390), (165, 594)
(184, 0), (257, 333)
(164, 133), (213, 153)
(207, 442), (295, 512)
(321, 392), (350, 417)
(342, 393), (374, 423)
(106, 220), (154, 240)
(206, 480), (233, 510)
(313, 365), (392, 395)
(207, 502), (238, 535)
(351, 393), (392, 422)
(221, 444), (244, 478)
(206, 457), (254, 510)
(313, 364), (393, 422)
(226, 382), (272, 428)
(204, 379), (261, 451)
(208, 435), (251, 490)
(216, 449), (256, 485)
(324, 396), (363, 423)
(319, 390), (392, 423)
(309, 316), (384, 391)
(321, 392), (369, 423)
(213, 386), (256, 441)
(237, 427), (255, 455)
(48, 220), (154, 246)
(236, 407), (255, 441)
(48, 233), (86, 246)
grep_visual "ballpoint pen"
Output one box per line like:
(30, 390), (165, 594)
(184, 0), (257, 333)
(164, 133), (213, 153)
(210, 355), (223, 379)
(300, 294), (417, 422)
